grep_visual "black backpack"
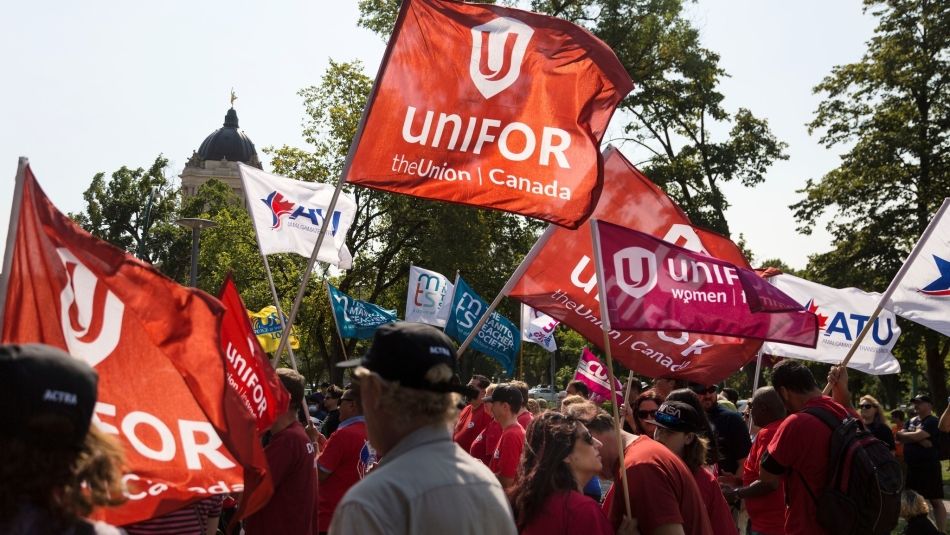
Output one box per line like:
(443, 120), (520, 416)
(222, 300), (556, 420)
(798, 406), (902, 535)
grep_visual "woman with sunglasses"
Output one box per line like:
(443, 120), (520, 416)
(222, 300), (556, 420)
(509, 412), (613, 535)
(858, 395), (896, 451)
(625, 390), (664, 439)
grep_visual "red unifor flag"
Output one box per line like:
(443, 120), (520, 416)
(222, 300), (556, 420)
(344, 0), (634, 229)
(509, 147), (766, 383)
(593, 220), (818, 346)
(1, 165), (271, 525)
(218, 275), (289, 434)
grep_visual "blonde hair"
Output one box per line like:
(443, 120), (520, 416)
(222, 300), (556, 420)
(901, 490), (931, 518)
(526, 398), (540, 415)
(859, 394), (885, 425)
(560, 394), (587, 412)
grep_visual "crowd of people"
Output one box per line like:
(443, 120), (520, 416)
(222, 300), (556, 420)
(2, 324), (949, 535)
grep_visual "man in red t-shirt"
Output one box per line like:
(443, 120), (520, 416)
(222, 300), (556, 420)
(486, 384), (525, 489)
(511, 380), (535, 430)
(757, 361), (855, 535)
(720, 386), (786, 535)
(316, 388), (374, 534)
(569, 405), (712, 535)
(453, 374), (491, 451)
(245, 368), (317, 535)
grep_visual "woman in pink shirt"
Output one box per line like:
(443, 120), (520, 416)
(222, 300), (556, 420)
(509, 411), (613, 535)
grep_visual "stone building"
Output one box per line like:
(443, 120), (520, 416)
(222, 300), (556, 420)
(180, 106), (261, 201)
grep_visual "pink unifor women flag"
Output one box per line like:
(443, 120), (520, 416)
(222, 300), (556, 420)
(574, 347), (624, 405)
(593, 220), (818, 347)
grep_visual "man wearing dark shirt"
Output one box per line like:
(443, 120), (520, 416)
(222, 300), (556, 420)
(321, 385), (344, 437)
(690, 383), (751, 476)
(898, 394), (945, 530)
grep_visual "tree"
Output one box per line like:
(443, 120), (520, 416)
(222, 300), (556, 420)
(793, 0), (949, 407)
(356, 0), (788, 236)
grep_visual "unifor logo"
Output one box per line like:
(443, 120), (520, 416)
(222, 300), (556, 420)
(56, 248), (124, 368)
(614, 247), (658, 299)
(469, 17), (534, 99)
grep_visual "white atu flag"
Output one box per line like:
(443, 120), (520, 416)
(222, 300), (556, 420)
(889, 199), (950, 337)
(239, 163), (357, 268)
(761, 274), (900, 375)
(405, 265), (454, 327)
(521, 304), (559, 352)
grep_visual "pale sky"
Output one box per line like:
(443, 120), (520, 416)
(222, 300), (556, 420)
(0, 1), (877, 270)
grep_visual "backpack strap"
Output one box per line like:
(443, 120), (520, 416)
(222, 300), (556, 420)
(801, 406), (844, 431)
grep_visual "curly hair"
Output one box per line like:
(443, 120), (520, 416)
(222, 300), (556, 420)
(509, 411), (581, 530)
(0, 423), (126, 527)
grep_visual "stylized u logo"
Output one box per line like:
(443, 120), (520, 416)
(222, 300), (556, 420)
(614, 247), (658, 299)
(56, 248), (124, 367)
(469, 17), (534, 99)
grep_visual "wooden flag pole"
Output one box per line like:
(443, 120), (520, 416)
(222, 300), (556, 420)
(590, 219), (633, 522)
(749, 351), (763, 431)
(0, 157), (27, 330)
(822, 198), (950, 394)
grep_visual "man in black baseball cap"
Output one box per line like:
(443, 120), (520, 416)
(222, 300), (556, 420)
(329, 323), (515, 534)
(899, 392), (945, 528)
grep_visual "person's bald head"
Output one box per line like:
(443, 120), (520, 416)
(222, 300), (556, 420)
(750, 386), (786, 427)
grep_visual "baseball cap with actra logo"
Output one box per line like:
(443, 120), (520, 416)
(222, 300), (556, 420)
(338, 322), (475, 396)
(0, 344), (98, 448)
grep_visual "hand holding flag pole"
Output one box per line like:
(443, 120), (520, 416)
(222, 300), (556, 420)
(821, 198), (950, 395)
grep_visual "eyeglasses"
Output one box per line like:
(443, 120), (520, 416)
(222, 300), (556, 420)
(858, 403), (876, 410)
(637, 410), (657, 420)
(340, 398), (356, 404)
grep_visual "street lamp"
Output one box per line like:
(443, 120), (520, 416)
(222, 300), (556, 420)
(175, 218), (217, 287)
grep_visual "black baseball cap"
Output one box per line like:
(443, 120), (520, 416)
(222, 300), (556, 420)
(688, 382), (719, 394)
(911, 394), (933, 404)
(0, 344), (98, 447)
(648, 401), (702, 433)
(338, 322), (475, 396)
(483, 384), (523, 406)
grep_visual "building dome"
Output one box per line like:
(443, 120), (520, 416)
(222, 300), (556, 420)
(196, 108), (260, 165)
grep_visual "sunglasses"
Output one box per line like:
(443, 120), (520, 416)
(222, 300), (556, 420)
(637, 409), (657, 420)
(579, 431), (594, 445)
(858, 403), (876, 410)
(691, 386), (717, 395)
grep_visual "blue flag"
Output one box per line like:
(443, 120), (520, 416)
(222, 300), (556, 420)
(327, 283), (399, 340)
(445, 276), (519, 374)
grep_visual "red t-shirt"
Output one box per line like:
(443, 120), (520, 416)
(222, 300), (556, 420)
(454, 403), (492, 452)
(245, 421), (317, 535)
(469, 419), (502, 466)
(603, 436), (712, 535)
(521, 490), (613, 535)
(517, 409), (533, 430)
(489, 422), (525, 479)
(742, 420), (785, 535)
(317, 419), (371, 532)
(765, 395), (853, 535)
(692, 466), (737, 535)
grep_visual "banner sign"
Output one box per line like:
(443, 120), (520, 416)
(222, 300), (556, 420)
(445, 276), (519, 374)
(218, 276), (291, 431)
(509, 147), (764, 383)
(521, 304), (558, 352)
(247, 306), (300, 353)
(761, 273), (900, 375)
(239, 164), (357, 268)
(2, 165), (270, 524)
(574, 347), (624, 405)
(405, 264), (455, 327)
(890, 199), (950, 337)
(344, 0), (634, 228)
(327, 283), (399, 340)
(595, 221), (817, 347)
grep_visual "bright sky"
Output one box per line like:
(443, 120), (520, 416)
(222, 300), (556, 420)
(0, 1), (877, 270)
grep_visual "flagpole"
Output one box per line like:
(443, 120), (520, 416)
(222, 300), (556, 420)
(749, 350), (763, 431)
(590, 219), (633, 522)
(0, 157), (28, 330)
(456, 224), (556, 358)
(325, 281), (349, 362)
(822, 198), (950, 394)
(271, 0), (409, 362)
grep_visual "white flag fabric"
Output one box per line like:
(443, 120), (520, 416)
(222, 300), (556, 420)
(761, 274), (900, 375)
(405, 265), (455, 327)
(239, 164), (357, 268)
(889, 200), (950, 337)
(521, 304), (559, 352)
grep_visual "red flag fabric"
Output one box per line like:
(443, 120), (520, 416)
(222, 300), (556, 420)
(218, 275), (289, 434)
(509, 147), (765, 382)
(344, 0), (634, 229)
(1, 165), (271, 525)
(594, 221), (817, 346)
(574, 347), (624, 405)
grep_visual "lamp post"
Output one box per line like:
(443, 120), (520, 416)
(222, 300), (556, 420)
(175, 218), (217, 287)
